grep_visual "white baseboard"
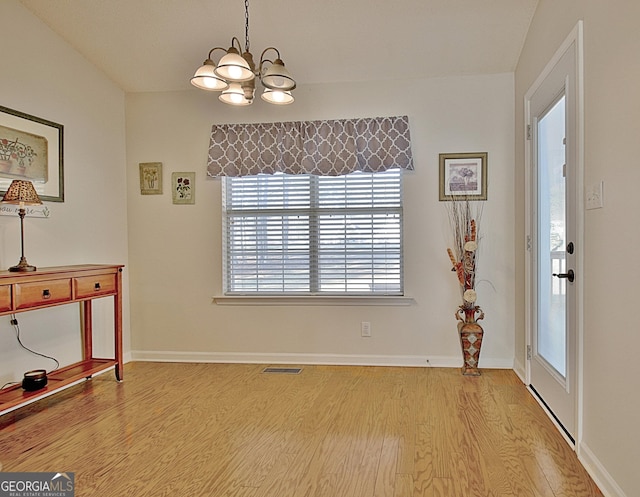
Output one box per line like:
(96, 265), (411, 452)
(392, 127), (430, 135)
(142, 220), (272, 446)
(579, 442), (628, 497)
(130, 350), (513, 369)
(513, 357), (526, 383)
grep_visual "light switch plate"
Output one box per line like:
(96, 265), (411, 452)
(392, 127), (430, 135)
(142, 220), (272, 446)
(586, 181), (604, 210)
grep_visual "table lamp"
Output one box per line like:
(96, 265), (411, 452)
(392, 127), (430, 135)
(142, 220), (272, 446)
(1, 179), (42, 272)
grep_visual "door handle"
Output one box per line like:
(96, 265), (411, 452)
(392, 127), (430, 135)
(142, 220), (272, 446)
(553, 269), (575, 283)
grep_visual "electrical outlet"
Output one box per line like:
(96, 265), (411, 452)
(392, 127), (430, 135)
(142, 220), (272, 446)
(361, 321), (371, 337)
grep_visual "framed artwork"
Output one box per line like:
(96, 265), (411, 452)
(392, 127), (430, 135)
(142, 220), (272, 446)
(139, 162), (163, 194)
(439, 152), (488, 201)
(172, 172), (195, 205)
(0, 105), (64, 202)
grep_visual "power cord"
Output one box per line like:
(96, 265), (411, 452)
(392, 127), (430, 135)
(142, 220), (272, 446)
(9, 313), (60, 374)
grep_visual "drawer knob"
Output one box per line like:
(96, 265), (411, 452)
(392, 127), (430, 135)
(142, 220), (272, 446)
(94, 282), (101, 291)
(42, 289), (51, 299)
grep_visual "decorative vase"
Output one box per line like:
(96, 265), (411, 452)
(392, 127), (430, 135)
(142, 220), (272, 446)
(456, 304), (484, 376)
(0, 160), (12, 173)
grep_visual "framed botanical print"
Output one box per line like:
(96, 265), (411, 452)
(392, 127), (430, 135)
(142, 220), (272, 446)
(0, 105), (64, 202)
(172, 172), (195, 205)
(439, 152), (488, 201)
(139, 162), (162, 195)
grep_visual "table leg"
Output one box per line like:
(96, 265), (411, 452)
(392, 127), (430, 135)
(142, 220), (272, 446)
(115, 269), (123, 381)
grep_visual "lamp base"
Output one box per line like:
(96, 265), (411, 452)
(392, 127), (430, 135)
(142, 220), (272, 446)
(9, 257), (36, 272)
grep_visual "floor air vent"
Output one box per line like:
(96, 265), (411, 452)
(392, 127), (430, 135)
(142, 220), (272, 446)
(262, 367), (302, 374)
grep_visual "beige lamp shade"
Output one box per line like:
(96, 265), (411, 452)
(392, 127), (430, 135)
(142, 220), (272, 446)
(191, 60), (229, 91)
(219, 83), (253, 106)
(261, 59), (296, 91)
(215, 48), (254, 82)
(1, 180), (42, 206)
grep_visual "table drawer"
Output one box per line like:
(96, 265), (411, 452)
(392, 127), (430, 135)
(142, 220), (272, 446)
(0, 285), (11, 312)
(15, 279), (72, 310)
(74, 274), (117, 298)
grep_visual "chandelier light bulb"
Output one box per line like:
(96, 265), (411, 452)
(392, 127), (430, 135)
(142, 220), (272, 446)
(228, 65), (245, 80)
(261, 88), (294, 105)
(271, 90), (286, 102)
(203, 78), (220, 89)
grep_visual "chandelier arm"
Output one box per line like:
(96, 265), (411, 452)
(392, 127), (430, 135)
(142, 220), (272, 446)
(258, 58), (273, 75)
(258, 47), (281, 73)
(206, 47), (229, 60)
(260, 47), (281, 62)
(231, 36), (243, 53)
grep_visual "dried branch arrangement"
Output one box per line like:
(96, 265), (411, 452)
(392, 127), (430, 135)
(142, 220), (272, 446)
(446, 196), (483, 307)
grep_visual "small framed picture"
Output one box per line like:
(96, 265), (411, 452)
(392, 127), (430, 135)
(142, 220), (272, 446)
(139, 162), (162, 195)
(439, 152), (487, 201)
(172, 172), (195, 205)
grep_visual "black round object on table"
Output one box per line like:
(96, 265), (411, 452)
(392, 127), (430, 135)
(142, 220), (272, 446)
(22, 369), (48, 391)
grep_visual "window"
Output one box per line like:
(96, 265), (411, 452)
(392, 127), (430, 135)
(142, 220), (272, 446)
(222, 168), (403, 295)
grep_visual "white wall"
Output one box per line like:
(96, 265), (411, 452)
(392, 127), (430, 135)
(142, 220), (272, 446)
(126, 74), (515, 368)
(515, 1), (640, 496)
(2, 1), (635, 494)
(0, 1), (130, 386)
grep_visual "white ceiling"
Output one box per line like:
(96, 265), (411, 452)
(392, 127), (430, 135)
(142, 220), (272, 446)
(20, 0), (539, 93)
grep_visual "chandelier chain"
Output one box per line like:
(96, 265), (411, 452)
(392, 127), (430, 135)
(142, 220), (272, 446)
(244, 0), (250, 52)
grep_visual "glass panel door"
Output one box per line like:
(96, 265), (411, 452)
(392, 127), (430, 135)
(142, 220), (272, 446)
(526, 23), (582, 442)
(537, 95), (566, 378)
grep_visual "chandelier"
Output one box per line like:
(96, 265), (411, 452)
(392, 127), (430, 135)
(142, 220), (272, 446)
(190, 0), (296, 106)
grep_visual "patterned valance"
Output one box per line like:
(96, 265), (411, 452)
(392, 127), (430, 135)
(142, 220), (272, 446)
(207, 115), (413, 177)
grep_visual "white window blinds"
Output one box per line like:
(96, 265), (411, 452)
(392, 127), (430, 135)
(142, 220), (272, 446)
(223, 168), (403, 295)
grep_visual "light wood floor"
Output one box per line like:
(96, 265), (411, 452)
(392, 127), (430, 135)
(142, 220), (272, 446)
(0, 363), (602, 497)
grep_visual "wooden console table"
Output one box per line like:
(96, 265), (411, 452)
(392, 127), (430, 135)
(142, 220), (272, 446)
(0, 264), (123, 413)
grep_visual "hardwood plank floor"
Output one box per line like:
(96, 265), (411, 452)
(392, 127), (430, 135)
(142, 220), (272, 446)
(0, 363), (603, 497)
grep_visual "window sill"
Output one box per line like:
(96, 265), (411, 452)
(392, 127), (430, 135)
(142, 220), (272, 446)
(212, 295), (416, 306)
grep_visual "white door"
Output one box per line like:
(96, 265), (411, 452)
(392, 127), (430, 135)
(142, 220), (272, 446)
(525, 23), (583, 443)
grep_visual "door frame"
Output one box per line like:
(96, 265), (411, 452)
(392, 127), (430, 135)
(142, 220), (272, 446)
(524, 21), (584, 449)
